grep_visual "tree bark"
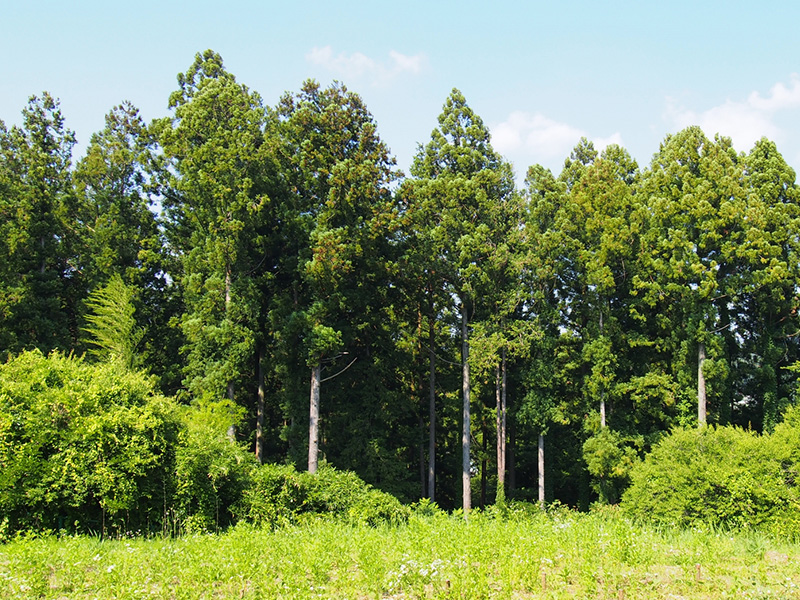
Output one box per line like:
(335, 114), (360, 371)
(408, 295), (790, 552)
(225, 267), (236, 441)
(538, 432), (545, 508)
(698, 341), (707, 427)
(480, 421), (487, 509)
(255, 347), (265, 464)
(308, 362), (322, 473)
(461, 299), (471, 515)
(496, 348), (507, 501)
(599, 309), (606, 428)
(428, 317), (436, 502)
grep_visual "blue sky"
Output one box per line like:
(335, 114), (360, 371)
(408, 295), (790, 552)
(3, 1), (800, 181)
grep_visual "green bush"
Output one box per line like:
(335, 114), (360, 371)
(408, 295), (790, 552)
(0, 350), (181, 535)
(170, 399), (255, 534)
(621, 416), (800, 537)
(238, 463), (409, 528)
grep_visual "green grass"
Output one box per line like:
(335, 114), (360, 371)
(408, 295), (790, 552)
(2, 507), (799, 599)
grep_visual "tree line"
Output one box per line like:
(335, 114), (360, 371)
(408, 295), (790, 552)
(2, 49), (799, 511)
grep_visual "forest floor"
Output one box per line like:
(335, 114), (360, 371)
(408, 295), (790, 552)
(2, 506), (799, 599)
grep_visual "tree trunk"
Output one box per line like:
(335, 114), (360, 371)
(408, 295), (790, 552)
(255, 347), (265, 464)
(225, 267), (236, 441)
(538, 432), (545, 508)
(496, 348), (507, 502)
(226, 380), (236, 441)
(508, 418), (516, 494)
(599, 309), (606, 428)
(698, 341), (707, 427)
(308, 362), (321, 473)
(419, 414), (426, 498)
(428, 317), (436, 502)
(480, 421), (487, 509)
(461, 299), (471, 515)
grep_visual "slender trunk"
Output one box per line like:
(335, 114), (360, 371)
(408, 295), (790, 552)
(698, 341), (707, 427)
(508, 418), (516, 493)
(226, 380), (236, 441)
(414, 310), (424, 498)
(538, 433), (545, 508)
(308, 362), (321, 473)
(480, 421), (487, 509)
(225, 267), (236, 441)
(599, 309), (606, 428)
(255, 347), (265, 464)
(496, 348), (507, 502)
(428, 317), (436, 502)
(461, 299), (471, 515)
(419, 413), (426, 498)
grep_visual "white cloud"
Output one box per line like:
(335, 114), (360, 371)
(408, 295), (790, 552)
(306, 46), (425, 84)
(748, 76), (800, 111)
(491, 110), (623, 174)
(593, 132), (625, 153)
(492, 111), (585, 158)
(389, 50), (423, 74)
(667, 75), (800, 150)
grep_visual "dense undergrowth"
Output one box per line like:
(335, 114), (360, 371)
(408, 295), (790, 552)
(2, 506), (800, 599)
(621, 407), (800, 539)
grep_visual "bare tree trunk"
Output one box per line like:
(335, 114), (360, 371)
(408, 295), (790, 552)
(419, 414), (426, 498)
(480, 421), (487, 509)
(508, 419), (516, 494)
(226, 380), (236, 441)
(461, 300), (471, 515)
(255, 347), (265, 463)
(496, 348), (507, 502)
(428, 318), (436, 502)
(538, 433), (545, 508)
(225, 267), (236, 441)
(599, 309), (606, 428)
(308, 362), (321, 473)
(698, 341), (707, 427)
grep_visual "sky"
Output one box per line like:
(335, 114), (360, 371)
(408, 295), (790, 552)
(3, 1), (800, 182)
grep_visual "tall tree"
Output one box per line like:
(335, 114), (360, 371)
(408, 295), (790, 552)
(0, 93), (82, 357)
(158, 51), (277, 446)
(635, 127), (744, 427)
(74, 101), (181, 388)
(276, 80), (399, 475)
(735, 139), (800, 430)
(407, 89), (515, 513)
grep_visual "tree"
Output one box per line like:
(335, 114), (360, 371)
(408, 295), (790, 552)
(0, 93), (82, 357)
(737, 139), (800, 431)
(407, 89), (516, 513)
(636, 128), (744, 427)
(158, 51), (277, 448)
(276, 80), (399, 475)
(74, 101), (180, 389)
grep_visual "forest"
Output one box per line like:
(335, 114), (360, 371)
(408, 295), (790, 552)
(2, 48), (800, 535)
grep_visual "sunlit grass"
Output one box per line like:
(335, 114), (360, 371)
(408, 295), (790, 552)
(2, 507), (799, 599)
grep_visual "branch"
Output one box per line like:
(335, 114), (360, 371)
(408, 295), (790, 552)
(321, 356), (358, 383)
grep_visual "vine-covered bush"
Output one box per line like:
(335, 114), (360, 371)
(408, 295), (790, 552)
(238, 463), (410, 528)
(0, 351), (409, 537)
(621, 411), (800, 537)
(170, 399), (255, 534)
(0, 350), (181, 535)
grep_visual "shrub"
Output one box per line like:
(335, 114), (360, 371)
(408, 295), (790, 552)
(621, 419), (800, 537)
(0, 350), (181, 536)
(238, 463), (409, 528)
(170, 399), (255, 534)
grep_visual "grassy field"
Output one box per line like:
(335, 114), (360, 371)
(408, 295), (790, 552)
(2, 506), (799, 599)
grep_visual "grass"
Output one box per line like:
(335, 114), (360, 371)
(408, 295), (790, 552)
(2, 506), (799, 599)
